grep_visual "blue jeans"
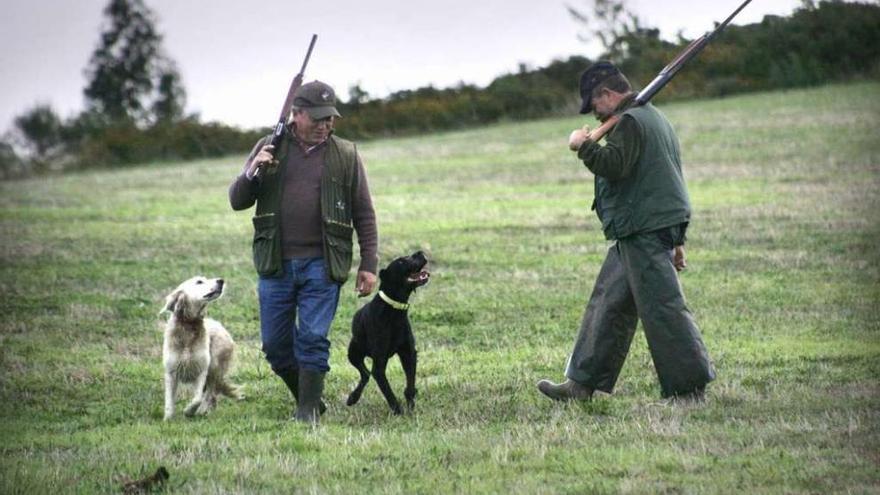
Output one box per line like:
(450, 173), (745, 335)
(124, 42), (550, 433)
(258, 257), (341, 374)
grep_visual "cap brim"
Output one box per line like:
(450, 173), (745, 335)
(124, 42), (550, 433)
(579, 97), (592, 115)
(305, 106), (342, 119)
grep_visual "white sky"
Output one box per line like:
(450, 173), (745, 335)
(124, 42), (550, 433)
(0, 0), (805, 132)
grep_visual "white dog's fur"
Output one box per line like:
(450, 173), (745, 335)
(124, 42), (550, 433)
(161, 276), (241, 420)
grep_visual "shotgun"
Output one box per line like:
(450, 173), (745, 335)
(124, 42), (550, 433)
(585, 0), (753, 142)
(254, 34), (318, 179)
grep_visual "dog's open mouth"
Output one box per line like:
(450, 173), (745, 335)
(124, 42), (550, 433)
(203, 289), (222, 300)
(407, 270), (430, 286)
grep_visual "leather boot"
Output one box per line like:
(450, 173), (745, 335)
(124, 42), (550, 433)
(278, 369), (326, 417)
(537, 378), (593, 401)
(294, 370), (326, 424)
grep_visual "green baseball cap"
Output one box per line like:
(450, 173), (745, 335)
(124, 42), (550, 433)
(293, 80), (342, 119)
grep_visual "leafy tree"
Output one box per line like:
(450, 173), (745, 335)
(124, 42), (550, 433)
(566, 0), (643, 63)
(347, 84), (371, 106)
(152, 63), (186, 123)
(83, 0), (185, 125)
(0, 138), (25, 179)
(13, 104), (63, 164)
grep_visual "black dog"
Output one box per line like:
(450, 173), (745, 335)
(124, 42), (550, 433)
(346, 251), (430, 414)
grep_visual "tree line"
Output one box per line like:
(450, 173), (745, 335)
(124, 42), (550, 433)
(2, 0), (878, 179)
(1, 0), (262, 179)
(336, 0), (880, 139)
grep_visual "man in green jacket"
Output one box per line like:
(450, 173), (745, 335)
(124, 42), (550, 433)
(537, 61), (715, 401)
(229, 80), (378, 423)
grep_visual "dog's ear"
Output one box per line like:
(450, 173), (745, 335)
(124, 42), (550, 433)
(160, 289), (183, 315)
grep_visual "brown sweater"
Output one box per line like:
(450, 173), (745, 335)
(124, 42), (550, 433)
(228, 138), (379, 274)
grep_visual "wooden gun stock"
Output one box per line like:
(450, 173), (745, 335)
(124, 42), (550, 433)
(586, 115), (621, 143)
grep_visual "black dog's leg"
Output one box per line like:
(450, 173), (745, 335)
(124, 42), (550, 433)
(398, 342), (418, 411)
(371, 357), (403, 415)
(346, 343), (371, 406)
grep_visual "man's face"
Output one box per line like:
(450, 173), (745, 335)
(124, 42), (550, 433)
(591, 88), (616, 121)
(292, 110), (334, 145)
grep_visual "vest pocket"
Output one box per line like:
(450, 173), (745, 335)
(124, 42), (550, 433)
(323, 220), (354, 283)
(252, 213), (282, 277)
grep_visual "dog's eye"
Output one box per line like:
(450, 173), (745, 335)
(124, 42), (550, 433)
(195, 280), (204, 285)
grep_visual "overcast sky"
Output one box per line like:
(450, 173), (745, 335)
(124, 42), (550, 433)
(1, 0), (805, 132)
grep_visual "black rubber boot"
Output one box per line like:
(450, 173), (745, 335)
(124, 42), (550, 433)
(294, 370), (326, 424)
(278, 369), (326, 417)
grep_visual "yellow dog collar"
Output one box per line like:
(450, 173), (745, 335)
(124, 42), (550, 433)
(378, 290), (409, 311)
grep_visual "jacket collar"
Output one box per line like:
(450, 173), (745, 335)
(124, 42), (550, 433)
(287, 125), (333, 154)
(614, 92), (638, 114)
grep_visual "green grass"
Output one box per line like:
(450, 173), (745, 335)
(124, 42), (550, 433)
(2, 81), (879, 494)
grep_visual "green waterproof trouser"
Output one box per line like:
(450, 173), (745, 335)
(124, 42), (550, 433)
(565, 230), (715, 398)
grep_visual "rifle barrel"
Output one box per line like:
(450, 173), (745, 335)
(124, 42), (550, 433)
(635, 0), (752, 106)
(256, 34), (319, 179)
(299, 34), (318, 75)
(713, 0), (754, 38)
(594, 0), (753, 140)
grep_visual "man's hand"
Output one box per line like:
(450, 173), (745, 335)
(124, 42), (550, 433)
(355, 270), (377, 297)
(568, 126), (591, 151)
(246, 144), (277, 178)
(673, 245), (687, 272)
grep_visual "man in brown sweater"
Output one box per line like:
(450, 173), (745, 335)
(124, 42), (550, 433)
(229, 80), (378, 423)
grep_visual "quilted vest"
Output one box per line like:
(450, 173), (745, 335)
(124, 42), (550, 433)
(594, 103), (691, 240)
(250, 132), (358, 283)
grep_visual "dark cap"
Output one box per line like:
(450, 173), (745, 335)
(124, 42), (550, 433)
(578, 61), (621, 114)
(293, 80), (342, 119)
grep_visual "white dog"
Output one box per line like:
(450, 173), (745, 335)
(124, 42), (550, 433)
(160, 276), (241, 420)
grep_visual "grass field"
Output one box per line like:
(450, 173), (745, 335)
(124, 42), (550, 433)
(1, 81), (878, 494)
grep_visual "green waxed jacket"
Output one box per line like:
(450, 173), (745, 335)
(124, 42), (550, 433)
(578, 99), (691, 241)
(251, 132), (358, 283)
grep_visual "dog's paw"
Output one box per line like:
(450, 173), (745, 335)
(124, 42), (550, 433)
(195, 401), (213, 415)
(404, 388), (417, 411)
(390, 403), (404, 415)
(405, 387), (417, 401)
(230, 386), (245, 401)
(346, 391), (362, 406)
(226, 384), (245, 401)
(183, 401), (201, 417)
